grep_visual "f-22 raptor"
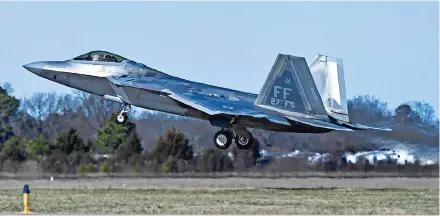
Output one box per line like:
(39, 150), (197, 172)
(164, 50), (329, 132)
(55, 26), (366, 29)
(23, 51), (390, 150)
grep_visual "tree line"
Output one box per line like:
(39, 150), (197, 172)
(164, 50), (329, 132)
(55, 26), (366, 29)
(0, 81), (438, 174)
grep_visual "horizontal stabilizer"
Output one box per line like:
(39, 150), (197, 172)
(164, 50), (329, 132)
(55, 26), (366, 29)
(338, 121), (392, 131)
(285, 116), (353, 131)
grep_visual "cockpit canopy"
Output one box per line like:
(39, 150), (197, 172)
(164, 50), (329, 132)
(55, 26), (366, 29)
(72, 50), (127, 63)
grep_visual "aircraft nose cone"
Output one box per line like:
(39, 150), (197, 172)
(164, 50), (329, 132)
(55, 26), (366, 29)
(23, 61), (45, 75)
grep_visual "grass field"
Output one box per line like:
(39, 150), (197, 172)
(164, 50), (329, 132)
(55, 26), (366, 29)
(0, 188), (438, 214)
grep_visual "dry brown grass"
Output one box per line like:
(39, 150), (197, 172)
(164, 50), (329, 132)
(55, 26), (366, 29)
(0, 188), (438, 214)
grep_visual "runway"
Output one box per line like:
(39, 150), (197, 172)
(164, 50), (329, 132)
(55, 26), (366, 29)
(1, 177), (438, 190)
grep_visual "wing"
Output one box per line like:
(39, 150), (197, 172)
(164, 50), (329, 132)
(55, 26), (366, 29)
(110, 74), (361, 132)
(161, 88), (292, 126)
(110, 74), (292, 127)
(165, 88), (355, 132)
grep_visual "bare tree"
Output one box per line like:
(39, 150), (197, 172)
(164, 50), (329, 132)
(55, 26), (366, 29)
(348, 95), (392, 124)
(22, 92), (61, 120)
(72, 90), (121, 127)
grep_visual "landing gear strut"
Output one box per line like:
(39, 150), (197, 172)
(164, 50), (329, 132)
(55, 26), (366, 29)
(213, 128), (254, 150)
(116, 104), (131, 124)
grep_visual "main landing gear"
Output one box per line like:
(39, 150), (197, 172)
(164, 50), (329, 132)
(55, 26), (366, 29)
(213, 128), (254, 150)
(115, 104), (131, 124)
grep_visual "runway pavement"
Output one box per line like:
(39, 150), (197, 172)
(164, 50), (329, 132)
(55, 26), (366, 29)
(0, 177), (438, 190)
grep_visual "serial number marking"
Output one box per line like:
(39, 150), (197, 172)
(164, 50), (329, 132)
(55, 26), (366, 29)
(270, 98), (295, 108)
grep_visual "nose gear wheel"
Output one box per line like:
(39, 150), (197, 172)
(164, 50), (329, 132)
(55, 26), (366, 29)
(115, 104), (131, 124)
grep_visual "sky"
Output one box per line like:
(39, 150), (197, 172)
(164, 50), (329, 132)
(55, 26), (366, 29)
(0, 1), (438, 115)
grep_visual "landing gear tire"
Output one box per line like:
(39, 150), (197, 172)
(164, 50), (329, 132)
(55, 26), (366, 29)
(213, 130), (233, 149)
(235, 132), (254, 149)
(116, 113), (128, 124)
(115, 104), (131, 124)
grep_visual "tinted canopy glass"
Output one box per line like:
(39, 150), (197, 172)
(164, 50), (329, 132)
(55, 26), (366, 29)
(73, 51), (127, 63)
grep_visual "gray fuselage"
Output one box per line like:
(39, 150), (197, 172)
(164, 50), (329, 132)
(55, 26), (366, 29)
(23, 58), (261, 123)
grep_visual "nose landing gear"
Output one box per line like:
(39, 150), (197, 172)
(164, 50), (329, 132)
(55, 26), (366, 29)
(116, 104), (131, 124)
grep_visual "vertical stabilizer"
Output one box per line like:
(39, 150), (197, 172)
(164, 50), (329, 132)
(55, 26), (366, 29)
(255, 54), (329, 121)
(309, 54), (349, 123)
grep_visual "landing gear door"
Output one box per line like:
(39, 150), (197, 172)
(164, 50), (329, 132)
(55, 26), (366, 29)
(107, 76), (132, 105)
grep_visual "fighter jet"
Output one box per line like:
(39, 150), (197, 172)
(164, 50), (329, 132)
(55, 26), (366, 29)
(23, 50), (391, 150)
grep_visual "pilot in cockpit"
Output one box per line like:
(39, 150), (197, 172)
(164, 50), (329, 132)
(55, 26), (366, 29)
(84, 53), (93, 61)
